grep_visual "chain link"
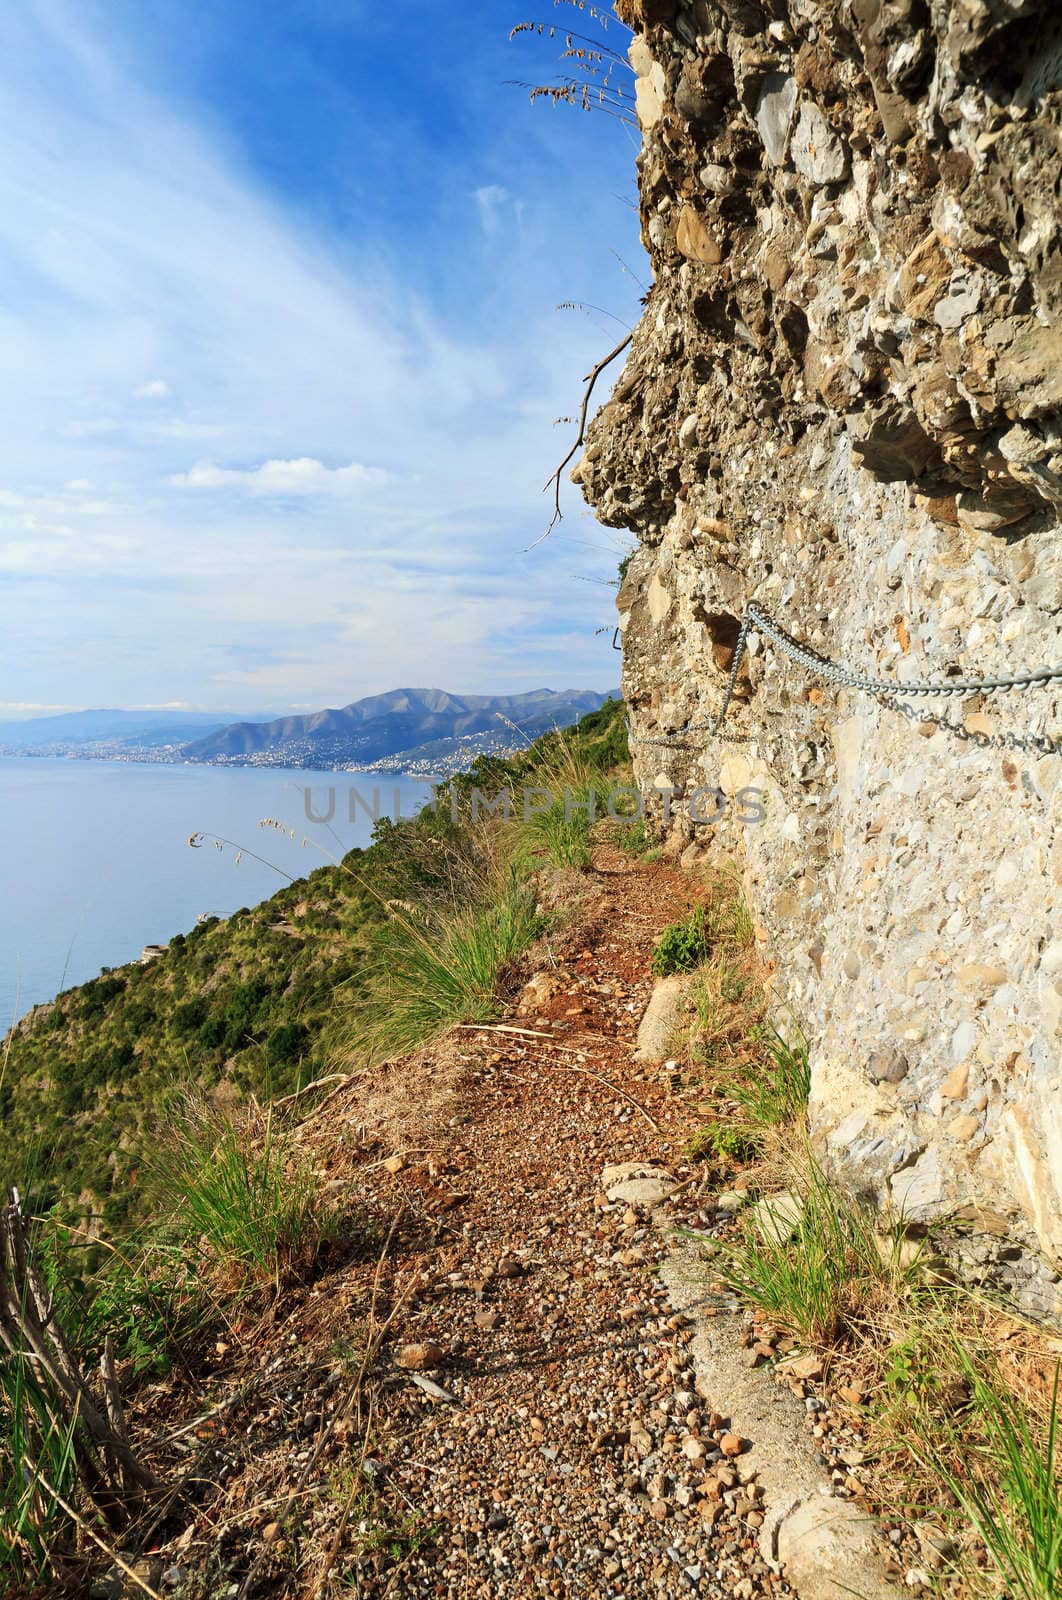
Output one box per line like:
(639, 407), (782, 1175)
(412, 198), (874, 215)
(627, 603), (1062, 757)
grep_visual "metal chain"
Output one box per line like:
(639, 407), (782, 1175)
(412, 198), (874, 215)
(627, 603), (1062, 757)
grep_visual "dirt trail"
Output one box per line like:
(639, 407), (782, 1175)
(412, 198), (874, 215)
(125, 849), (794, 1599)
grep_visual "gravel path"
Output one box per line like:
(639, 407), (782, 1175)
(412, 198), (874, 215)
(331, 849), (792, 1598)
(118, 848), (798, 1600)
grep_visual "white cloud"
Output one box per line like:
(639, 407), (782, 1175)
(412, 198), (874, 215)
(474, 183), (513, 236)
(0, 2), (642, 710)
(169, 457), (388, 497)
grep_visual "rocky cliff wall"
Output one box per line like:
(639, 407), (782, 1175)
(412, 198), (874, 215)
(576, 0), (1062, 1313)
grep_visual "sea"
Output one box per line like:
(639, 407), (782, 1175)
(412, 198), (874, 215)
(0, 758), (434, 1029)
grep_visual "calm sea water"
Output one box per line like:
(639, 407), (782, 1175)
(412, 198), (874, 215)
(0, 759), (433, 1028)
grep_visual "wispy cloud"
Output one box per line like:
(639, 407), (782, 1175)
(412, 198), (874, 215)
(0, 0), (642, 709)
(169, 458), (389, 497)
(474, 183), (516, 236)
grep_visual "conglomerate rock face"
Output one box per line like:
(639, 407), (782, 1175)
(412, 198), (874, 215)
(576, 0), (1062, 1312)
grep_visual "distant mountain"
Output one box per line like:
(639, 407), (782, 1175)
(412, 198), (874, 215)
(0, 708), (264, 753)
(181, 688), (620, 769)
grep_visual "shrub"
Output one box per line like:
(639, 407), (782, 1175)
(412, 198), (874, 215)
(198, 1014), (227, 1049)
(267, 1021), (310, 1065)
(171, 997), (207, 1037)
(651, 905), (710, 976)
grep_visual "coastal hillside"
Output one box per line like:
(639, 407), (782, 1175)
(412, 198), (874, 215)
(181, 686), (617, 767)
(0, 700), (629, 1231)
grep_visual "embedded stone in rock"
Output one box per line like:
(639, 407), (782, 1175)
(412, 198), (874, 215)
(754, 73), (797, 165)
(628, 34), (653, 78)
(897, 232), (951, 321)
(634, 975), (690, 1062)
(647, 571), (672, 623)
(848, 404), (939, 481)
(890, 1147), (944, 1217)
(866, 1048), (909, 1085)
(680, 841), (710, 871)
(791, 100), (849, 185)
(955, 488), (1035, 534)
(635, 75), (663, 129)
(675, 206), (722, 265)
(601, 1161), (677, 1209)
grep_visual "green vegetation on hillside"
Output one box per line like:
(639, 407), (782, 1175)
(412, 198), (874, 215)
(0, 700), (630, 1228)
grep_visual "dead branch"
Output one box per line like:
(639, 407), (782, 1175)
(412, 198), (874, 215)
(0, 1191), (161, 1542)
(529, 331), (632, 550)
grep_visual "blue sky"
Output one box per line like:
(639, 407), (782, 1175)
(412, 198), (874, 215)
(0, 0), (644, 716)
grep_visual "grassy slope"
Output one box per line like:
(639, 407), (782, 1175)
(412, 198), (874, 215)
(0, 700), (628, 1227)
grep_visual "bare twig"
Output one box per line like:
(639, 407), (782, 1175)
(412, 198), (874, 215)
(528, 331), (632, 549)
(270, 1072), (354, 1110)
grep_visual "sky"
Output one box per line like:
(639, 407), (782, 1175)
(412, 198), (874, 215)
(0, 0), (645, 717)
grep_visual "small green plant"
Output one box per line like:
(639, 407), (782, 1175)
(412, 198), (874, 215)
(651, 905), (710, 976)
(151, 1100), (341, 1290)
(615, 818), (661, 861)
(687, 1123), (759, 1169)
(77, 1252), (200, 1378)
(349, 1494), (435, 1564)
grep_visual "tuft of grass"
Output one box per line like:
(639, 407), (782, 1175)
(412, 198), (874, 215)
(713, 1157), (921, 1345)
(882, 1328), (1062, 1600)
(352, 873), (542, 1065)
(518, 783), (611, 871)
(652, 905), (710, 976)
(150, 1098), (341, 1290)
(943, 1353), (1062, 1600)
(511, 722), (621, 872)
(728, 1022), (810, 1128)
(0, 1351), (78, 1581)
